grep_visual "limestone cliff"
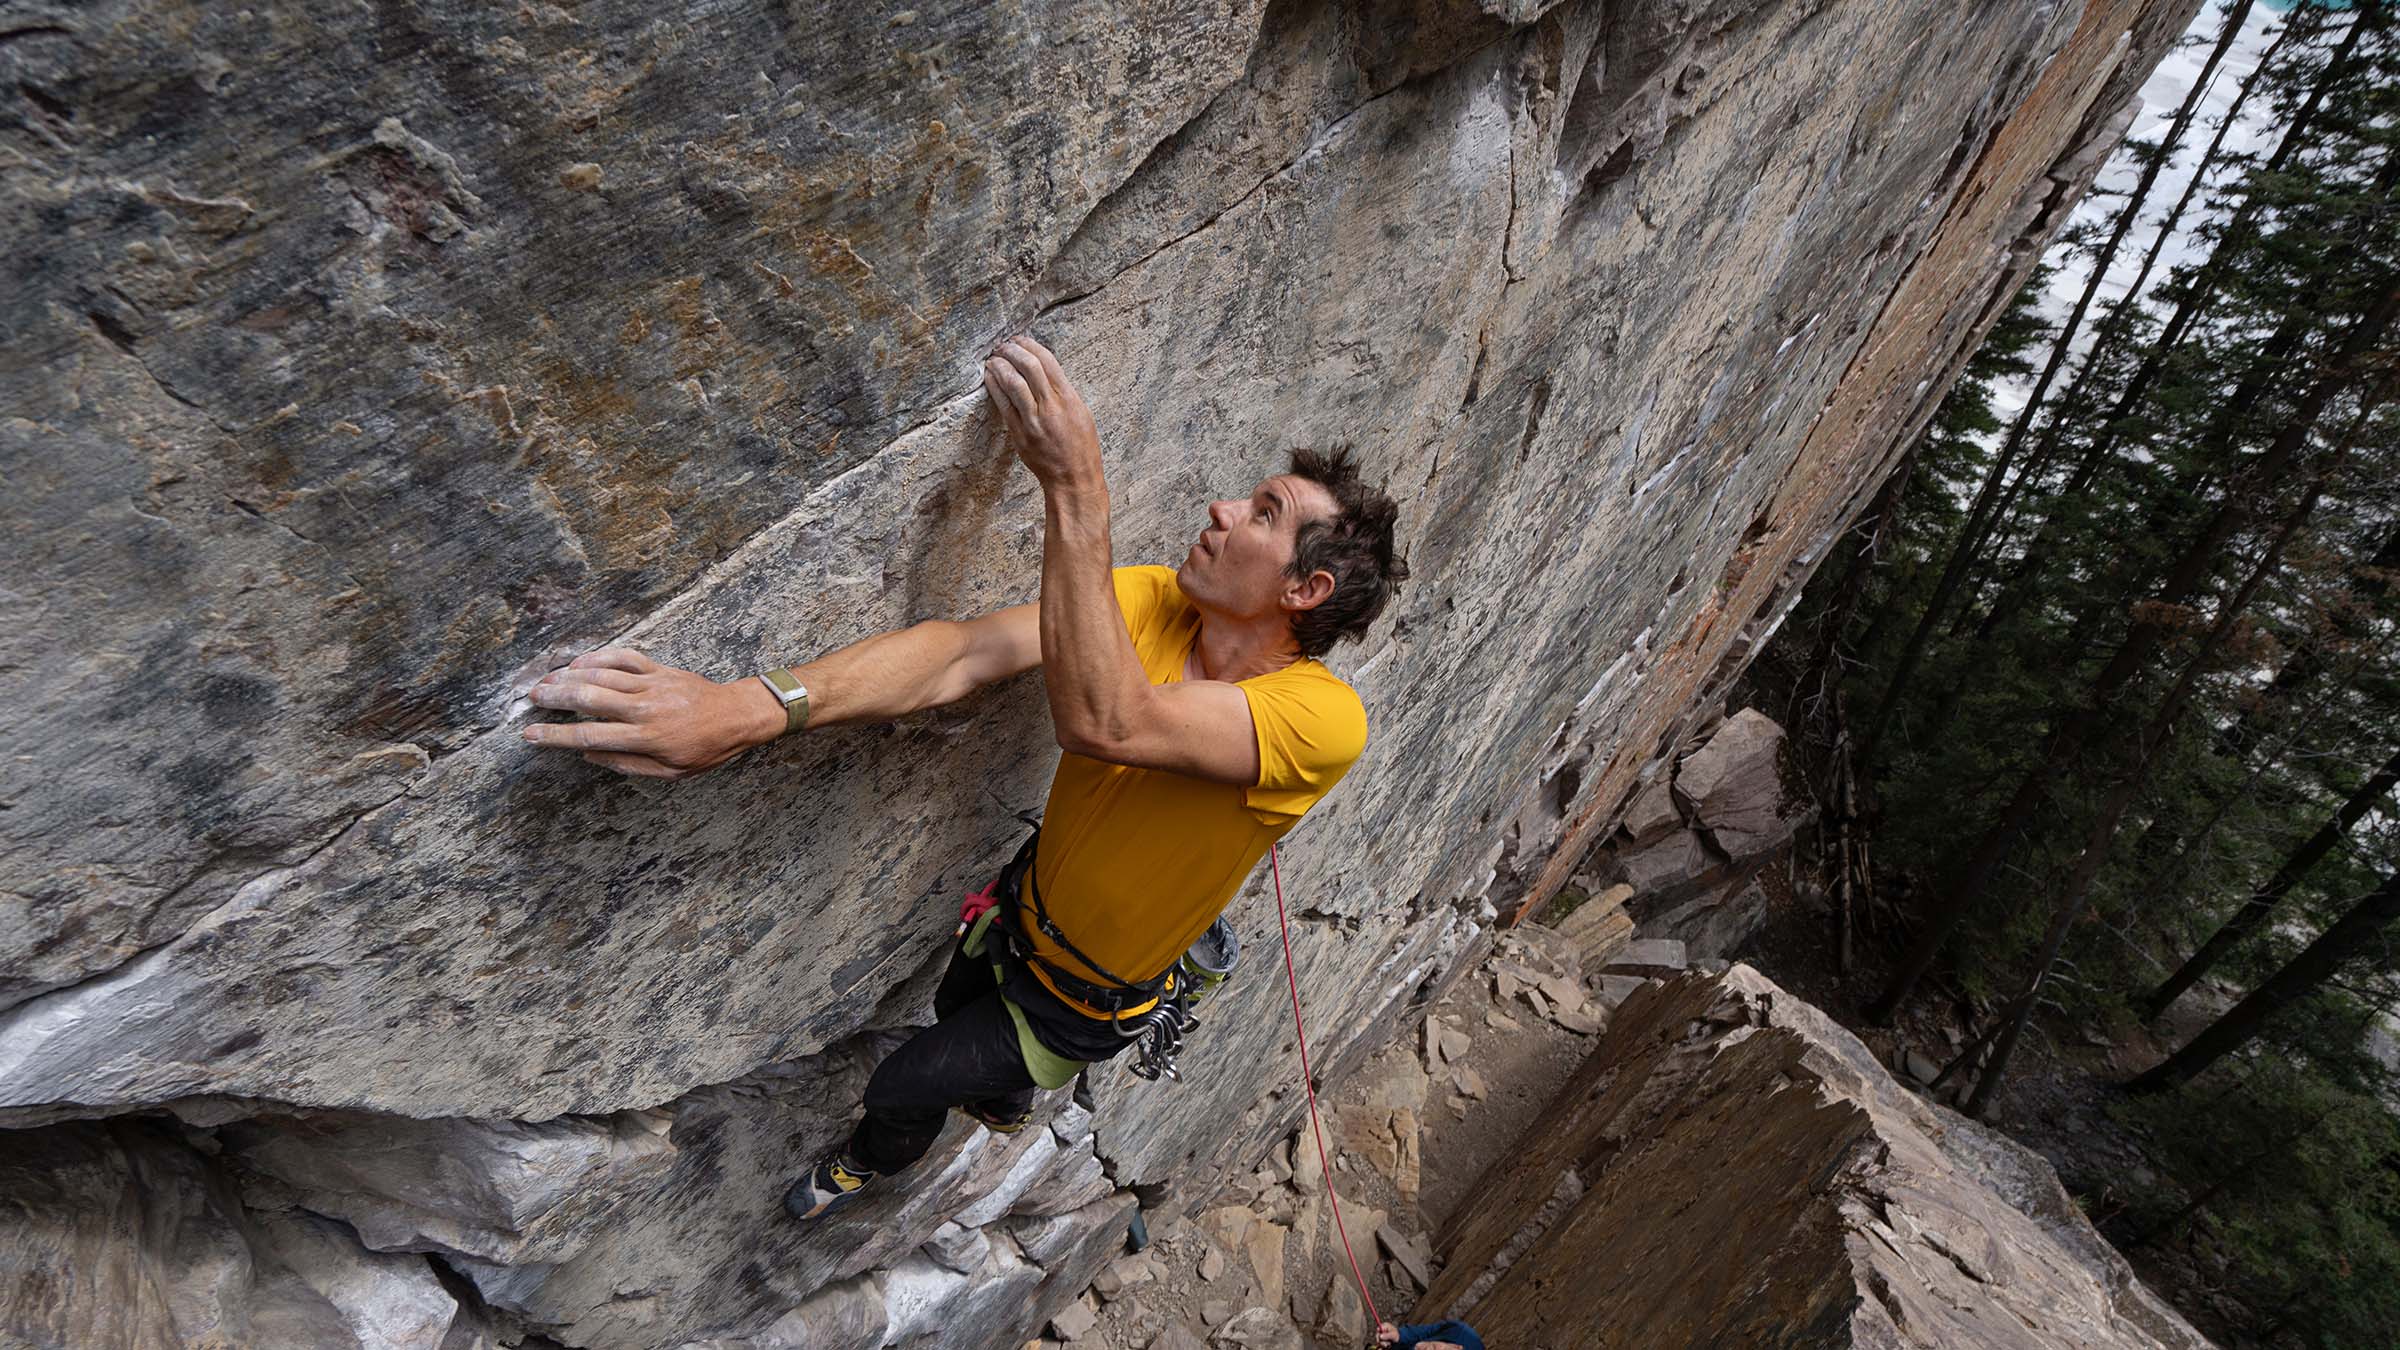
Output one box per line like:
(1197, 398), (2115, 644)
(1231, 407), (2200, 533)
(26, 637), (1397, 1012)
(1, 0), (2197, 1345)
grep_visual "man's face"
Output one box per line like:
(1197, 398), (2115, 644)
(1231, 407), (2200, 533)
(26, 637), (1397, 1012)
(1176, 473), (1340, 621)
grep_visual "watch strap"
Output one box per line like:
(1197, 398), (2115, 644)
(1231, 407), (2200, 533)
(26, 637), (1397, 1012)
(757, 667), (811, 737)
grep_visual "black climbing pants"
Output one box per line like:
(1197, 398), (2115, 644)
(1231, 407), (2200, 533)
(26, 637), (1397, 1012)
(846, 933), (1138, 1176)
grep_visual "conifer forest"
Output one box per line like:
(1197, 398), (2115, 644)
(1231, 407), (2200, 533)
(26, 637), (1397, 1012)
(1763, 1), (2400, 1341)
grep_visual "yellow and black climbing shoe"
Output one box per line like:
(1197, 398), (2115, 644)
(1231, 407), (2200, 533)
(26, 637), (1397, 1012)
(784, 1153), (879, 1222)
(955, 1101), (1035, 1134)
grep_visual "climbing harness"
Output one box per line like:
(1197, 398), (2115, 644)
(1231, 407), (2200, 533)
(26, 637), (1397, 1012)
(1271, 843), (1384, 1333)
(961, 832), (1241, 1083)
(1108, 913), (1241, 1083)
(961, 834), (1384, 1328)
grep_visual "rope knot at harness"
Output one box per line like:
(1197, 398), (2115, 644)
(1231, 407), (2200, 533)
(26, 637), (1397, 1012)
(955, 879), (1000, 936)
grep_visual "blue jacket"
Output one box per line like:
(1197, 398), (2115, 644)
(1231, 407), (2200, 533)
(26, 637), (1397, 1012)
(1395, 1323), (1485, 1350)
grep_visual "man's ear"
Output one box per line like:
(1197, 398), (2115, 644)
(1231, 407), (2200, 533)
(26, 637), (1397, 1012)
(1284, 568), (1336, 613)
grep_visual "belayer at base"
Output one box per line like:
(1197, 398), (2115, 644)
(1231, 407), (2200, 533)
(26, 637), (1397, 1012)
(524, 334), (1409, 1219)
(1379, 1320), (1484, 1350)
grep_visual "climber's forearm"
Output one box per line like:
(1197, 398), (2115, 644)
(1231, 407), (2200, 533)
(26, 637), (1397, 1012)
(1036, 485), (1159, 756)
(786, 611), (1034, 729)
(524, 604), (1040, 779)
(978, 334), (1159, 756)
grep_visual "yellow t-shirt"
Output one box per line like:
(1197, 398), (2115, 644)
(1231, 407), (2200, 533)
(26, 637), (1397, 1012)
(1022, 565), (1366, 1008)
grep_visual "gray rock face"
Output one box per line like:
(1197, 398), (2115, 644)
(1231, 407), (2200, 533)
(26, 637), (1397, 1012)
(223, 1108), (677, 1264)
(1424, 967), (2210, 1348)
(1, 0), (2199, 1343)
(0, 1120), (461, 1349)
(0, 0), (1269, 1016)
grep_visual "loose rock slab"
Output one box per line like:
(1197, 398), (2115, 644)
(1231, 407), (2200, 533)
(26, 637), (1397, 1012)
(1421, 967), (2210, 1348)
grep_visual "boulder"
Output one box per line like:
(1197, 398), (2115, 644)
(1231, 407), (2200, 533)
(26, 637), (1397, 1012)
(1594, 975), (1656, 1008)
(1553, 1001), (1607, 1036)
(1093, 1251), (1158, 1300)
(1601, 939), (1690, 978)
(1556, 883), (1634, 941)
(1212, 1306), (1302, 1350)
(1321, 1269), (1373, 1345)
(1621, 778), (1684, 844)
(1564, 906), (1639, 969)
(1609, 828), (1716, 898)
(1047, 1296), (1099, 1342)
(1674, 710), (1809, 862)
(1290, 1128), (1324, 1196)
(1243, 1219), (1288, 1314)
(1420, 968), (2210, 1348)
(1392, 1107), (1423, 1203)
(1640, 880), (1773, 963)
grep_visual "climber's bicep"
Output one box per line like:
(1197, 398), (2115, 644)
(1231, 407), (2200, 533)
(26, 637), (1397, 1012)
(1070, 679), (1260, 786)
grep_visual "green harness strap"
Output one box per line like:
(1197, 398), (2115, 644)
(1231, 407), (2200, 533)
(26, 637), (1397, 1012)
(963, 908), (1087, 1091)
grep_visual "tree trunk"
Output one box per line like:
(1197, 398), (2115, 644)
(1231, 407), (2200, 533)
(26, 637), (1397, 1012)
(2141, 744), (2400, 1019)
(1964, 450), (2332, 1113)
(2215, 523), (2400, 760)
(2069, 0), (2363, 475)
(1857, 413), (2043, 767)
(1961, 293), (2320, 658)
(2122, 1104), (2337, 1249)
(1868, 284), (2400, 1022)
(1942, 0), (2259, 639)
(1801, 457), (1913, 717)
(2130, 866), (2400, 1093)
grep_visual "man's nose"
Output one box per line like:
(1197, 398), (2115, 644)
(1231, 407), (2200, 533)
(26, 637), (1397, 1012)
(1207, 499), (1238, 528)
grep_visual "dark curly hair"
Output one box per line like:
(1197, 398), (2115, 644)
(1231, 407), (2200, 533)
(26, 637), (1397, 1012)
(1284, 447), (1409, 659)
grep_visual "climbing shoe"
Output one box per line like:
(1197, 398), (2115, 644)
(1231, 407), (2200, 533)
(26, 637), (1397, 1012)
(784, 1153), (879, 1222)
(955, 1100), (1035, 1134)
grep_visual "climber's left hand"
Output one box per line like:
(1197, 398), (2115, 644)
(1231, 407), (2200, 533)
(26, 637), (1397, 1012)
(522, 648), (782, 778)
(983, 333), (1102, 496)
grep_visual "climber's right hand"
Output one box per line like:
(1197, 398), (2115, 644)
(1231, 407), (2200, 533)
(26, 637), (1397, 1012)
(1376, 1325), (1400, 1348)
(521, 647), (785, 779)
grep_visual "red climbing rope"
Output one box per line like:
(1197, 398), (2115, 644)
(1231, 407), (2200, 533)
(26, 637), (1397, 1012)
(1269, 844), (1385, 1334)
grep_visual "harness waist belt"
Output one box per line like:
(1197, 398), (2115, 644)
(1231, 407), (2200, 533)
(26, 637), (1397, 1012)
(994, 832), (1171, 1022)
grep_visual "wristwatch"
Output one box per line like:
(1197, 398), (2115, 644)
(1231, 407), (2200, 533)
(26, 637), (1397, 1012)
(756, 667), (811, 737)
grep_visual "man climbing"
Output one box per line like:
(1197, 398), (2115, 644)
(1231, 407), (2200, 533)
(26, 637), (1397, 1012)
(522, 334), (1407, 1221)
